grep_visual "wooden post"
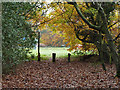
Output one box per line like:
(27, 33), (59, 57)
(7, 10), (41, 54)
(52, 53), (56, 62)
(38, 31), (40, 61)
(68, 53), (71, 62)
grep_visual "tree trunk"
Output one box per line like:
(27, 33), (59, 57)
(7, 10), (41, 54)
(116, 63), (120, 78)
(104, 29), (120, 78)
(95, 41), (111, 62)
(72, 2), (120, 78)
(95, 42), (106, 71)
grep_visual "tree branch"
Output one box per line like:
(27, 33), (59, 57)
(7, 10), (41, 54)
(74, 27), (94, 43)
(23, 1), (39, 17)
(32, 9), (48, 27)
(65, 13), (94, 44)
(108, 21), (118, 29)
(85, 2), (96, 25)
(113, 33), (120, 41)
(95, 2), (108, 34)
(32, 12), (65, 27)
(67, 2), (101, 30)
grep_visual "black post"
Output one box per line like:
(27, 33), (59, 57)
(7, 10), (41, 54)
(68, 53), (71, 62)
(38, 31), (40, 61)
(52, 53), (56, 62)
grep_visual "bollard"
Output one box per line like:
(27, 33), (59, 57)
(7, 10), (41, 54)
(52, 53), (56, 62)
(68, 53), (71, 62)
(38, 53), (40, 61)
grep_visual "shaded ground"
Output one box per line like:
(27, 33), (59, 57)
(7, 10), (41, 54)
(2, 57), (120, 88)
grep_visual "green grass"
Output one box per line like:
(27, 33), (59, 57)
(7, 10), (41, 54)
(27, 47), (94, 61)
(30, 47), (73, 58)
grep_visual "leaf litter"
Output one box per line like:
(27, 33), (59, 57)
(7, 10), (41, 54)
(2, 58), (120, 88)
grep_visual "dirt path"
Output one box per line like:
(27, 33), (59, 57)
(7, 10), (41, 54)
(2, 58), (120, 88)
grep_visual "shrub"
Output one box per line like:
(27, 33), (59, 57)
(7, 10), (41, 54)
(2, 2), (37, 74)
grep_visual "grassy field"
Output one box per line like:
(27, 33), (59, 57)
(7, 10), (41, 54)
(28, 47), (94, 60)
(30, 47), (73, 58)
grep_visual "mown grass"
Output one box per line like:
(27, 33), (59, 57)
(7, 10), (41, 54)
(27, 47), (73, 60)
(27, 47), (94, 61)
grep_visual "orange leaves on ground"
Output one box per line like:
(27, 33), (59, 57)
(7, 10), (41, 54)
(2, 58), (120, 88)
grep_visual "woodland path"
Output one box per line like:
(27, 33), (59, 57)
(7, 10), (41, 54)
(2, 58), (120, 88)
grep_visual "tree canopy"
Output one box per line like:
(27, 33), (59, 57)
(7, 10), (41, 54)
(29, 1), (120, 77)
(2, 1), (120, 77)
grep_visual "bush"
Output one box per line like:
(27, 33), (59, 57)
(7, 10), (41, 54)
(2, 2), (37, 74)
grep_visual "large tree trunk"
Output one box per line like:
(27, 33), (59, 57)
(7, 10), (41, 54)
(105, 29), (120, 77)
(97, 29), (120, 77)
(116, 63), (120, 78)
(72, 2), (120, 78)
(95, 41), (111, 62)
